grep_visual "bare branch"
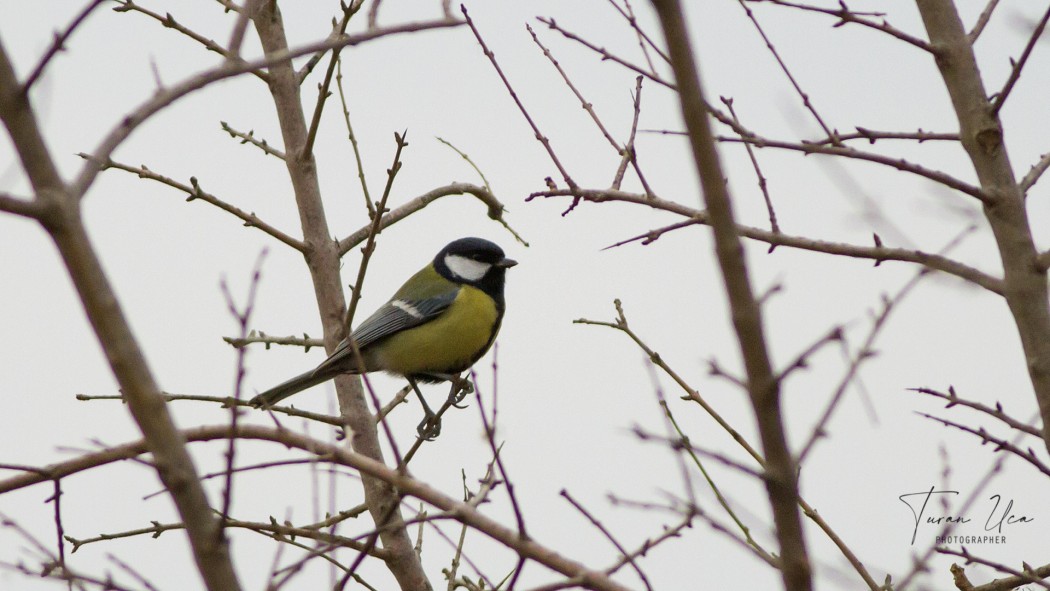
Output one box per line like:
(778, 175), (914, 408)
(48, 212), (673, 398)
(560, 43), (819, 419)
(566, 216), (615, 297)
(911, 386), (1042, 438)
(722, 97), (779, 234)
(534, 188), (1003, 293)
(919, 412), (1050, 477)
(989, 5), (1050, 117)
(0, 193), (46, 219)
(967, 0), (1001, 44)
(718, 135), (989, 202)
(917, 0), (1050, 455)
(0, 425), (638, 591)
(463, 8), (577, 191)
(561, 490), (654, 591)
(337, 183), (522, 256)
(223, 331), (323, 350)
(527, 24), (621, 152)
(302, 2), (365, 159)
(220, 121), (286, 159)
(748, 0), (933, 51)
(1020, 152), (1050, 194)
(811, 127), (958, 145)
(536, 16), (675, 90)
(0, 35), (242, 591)
(606, 0), (670, 66)
(736, 0), (837, 142)
(113, 0), (268, 82)
(23, 0), (107, 92)
(76, 391), (344, 427)
(936, 550), (1050, 591)
(86, 156), (304, 251)
(69, 17), (465, 202)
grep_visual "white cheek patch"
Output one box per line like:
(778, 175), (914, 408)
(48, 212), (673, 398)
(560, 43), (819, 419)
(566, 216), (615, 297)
(444, 254), (490, 282)
(392, 299), (424, 318)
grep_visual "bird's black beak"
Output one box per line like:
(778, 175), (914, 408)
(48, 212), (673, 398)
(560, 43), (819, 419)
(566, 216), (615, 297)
(496, 257), (518, 269)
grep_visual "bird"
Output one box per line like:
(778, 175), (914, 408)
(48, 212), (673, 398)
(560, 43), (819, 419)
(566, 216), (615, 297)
(250, 237), (516, 436)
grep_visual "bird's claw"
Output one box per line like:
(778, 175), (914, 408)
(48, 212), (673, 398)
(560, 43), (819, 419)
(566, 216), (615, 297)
(416, 413), (441, 440)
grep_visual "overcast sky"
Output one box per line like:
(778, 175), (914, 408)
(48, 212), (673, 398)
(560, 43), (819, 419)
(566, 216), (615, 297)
(2, 1), (1049, 590)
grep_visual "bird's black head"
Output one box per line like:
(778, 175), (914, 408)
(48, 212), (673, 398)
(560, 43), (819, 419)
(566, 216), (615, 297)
(434, 237), (517, 301)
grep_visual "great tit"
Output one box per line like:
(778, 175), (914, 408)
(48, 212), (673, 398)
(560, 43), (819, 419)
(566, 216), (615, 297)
(250, 237), (516, 433)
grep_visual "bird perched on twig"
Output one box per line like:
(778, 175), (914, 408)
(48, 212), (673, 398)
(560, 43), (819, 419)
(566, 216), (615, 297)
(250, 237), (516, 437)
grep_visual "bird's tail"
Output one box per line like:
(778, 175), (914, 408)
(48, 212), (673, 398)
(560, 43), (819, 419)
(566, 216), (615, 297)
(249, 368), (336, 408)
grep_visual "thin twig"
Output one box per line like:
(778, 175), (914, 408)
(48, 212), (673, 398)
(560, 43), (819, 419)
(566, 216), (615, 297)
(75, 392), (344, 427)
(220, 121), (286, 159)
(528, 24), (621, 152)
(113, 0), (268, 82)
(302, 2), (365, 159)
(343, 131), (404, 330)
(536, 17), (675, 89)
(936, 549), (1050, 591)
(335, 57), (374, 217)
(723, 97), (779, 234)
(217, 250), (268, 527)
(1020, 152), (1050, 195)
(84, 156), (304, 251)
(967, 0), (1001, 43)
(717, 132), (989, 203)
(737, 0), (837, 143)
(918, 413), (1050, 478)
(23, 0), (107, 92)
(223, 331), (323, 350)
(69, 17), (464, 202)
(337, 182), (525, 256)
(561, 491), (654, 591)
(748, 0), (932, 51)
(911, 386), (1042, 438)
(607, 0), (670, 67)
(808, 127), (958, 145)
(535, 188), (1003, 293)
(989, 4), (1050, 116)
(463, 7), (577, 191)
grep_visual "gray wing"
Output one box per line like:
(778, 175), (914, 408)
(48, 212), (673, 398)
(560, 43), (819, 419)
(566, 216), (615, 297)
(314, 289), (459, 374)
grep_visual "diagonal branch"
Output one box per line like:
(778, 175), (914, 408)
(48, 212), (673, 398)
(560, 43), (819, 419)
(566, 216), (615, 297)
(23, 0), (107, 92)
(0, 424), (637, 591)
(749, 0), (932, 51)
(337, 183), (519, 256)
(463, 7), (577, 190)
(87, 156), (304, 251)
(533, 188), (1003, 293)
(69, 17), (464, 203)
(650, 1), (812, 590)
(989, 4), (1050, 117)
(113, 0), (268, 82)
(0, 193), (45, 219)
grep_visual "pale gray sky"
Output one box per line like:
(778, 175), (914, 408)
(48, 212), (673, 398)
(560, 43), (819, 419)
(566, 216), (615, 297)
(2, 1), (1049, 590)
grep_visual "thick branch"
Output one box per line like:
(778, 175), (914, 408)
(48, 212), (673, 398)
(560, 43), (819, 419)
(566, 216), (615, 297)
(0, 425), (636, 591)
(917, 0), (1050, 454)
(0, 35), (241, 591)
(251, 4), (430, 590)
(649, 2), (812, 590)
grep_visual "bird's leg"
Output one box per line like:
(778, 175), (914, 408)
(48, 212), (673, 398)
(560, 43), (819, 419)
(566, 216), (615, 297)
(409, 378), (441, 439)
(420, 372), (473, 406)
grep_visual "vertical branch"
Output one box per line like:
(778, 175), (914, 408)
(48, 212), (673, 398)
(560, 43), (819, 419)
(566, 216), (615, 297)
(0, 34), (242, 591)
(915, 0), (1050, 455)
(648, 2), (813, 591)
(250, 3), (431, 589)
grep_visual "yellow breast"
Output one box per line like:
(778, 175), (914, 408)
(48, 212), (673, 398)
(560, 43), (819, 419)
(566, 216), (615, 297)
(373, 286), (501, 377)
